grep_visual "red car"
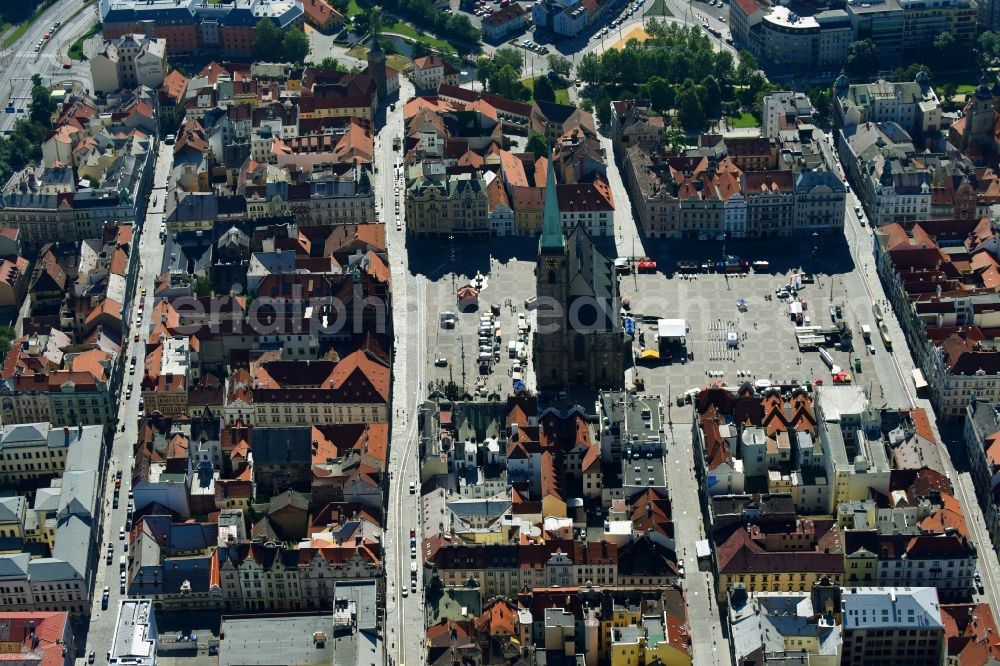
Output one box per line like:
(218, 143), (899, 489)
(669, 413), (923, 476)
(409, 529), (416, 538)
(636, 260), (657, 273)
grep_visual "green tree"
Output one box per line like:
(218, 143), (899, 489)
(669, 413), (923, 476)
(662, 126), (687, 153)
(700, 75), (721, 117)
(735, 49), (759, 85)
(369, 6), (384, 37)
(940, 82), (957, 110)
(577, 52), (601, 85)
(845, 39), (878, 78)
(713, 50), (735, 85)
(892, 63), (932, 82)
(548, 53), (572, 79)
(978, 30), (1000, 69)
(533, 76), (556, 103)
(933, 31), (956, 59)
(526, 132), (550, 158)
(280, 27), (311, 63)
(476, 56), (495, 89)
(805, 85), (832, 122)
(313, 57), (346, 72)
(194, 276), (213, 297)
(493, 47), (523, 71)
(0, 325), (15, 356)
(330, 0), (349, 14)
(492, 64), (521, 99)
(411, 41), (431, 59)
(676, 84), (704, 131)
(29, 76), (55, 129)
(253, 18), (283, 61)
(595, 94), (612, 128)
(643, 76), (672, 112)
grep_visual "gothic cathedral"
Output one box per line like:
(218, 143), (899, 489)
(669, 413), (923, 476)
(533, 156), (625, 391)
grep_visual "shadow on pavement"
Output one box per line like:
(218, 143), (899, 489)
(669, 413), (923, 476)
(637, 233), (858, 277)
(405, 235), (540, 281)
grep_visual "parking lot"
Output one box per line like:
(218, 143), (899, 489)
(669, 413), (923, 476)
(408, 238), (540, 398)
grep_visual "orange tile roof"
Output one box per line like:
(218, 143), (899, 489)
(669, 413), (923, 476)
(475, 598), (517, 636)
(161, 70), (189, 103)
(0, 611), (70, 666)
(68, 349), (110, 381)
(917, 493), (969, 539)
(941, 602), (1000, 665)
(302, 0), (344, 25)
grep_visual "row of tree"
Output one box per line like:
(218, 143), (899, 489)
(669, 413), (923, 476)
(574, 22), (770, 131)
(475, 48), (531, 100)
(576, 22), (748, 91)
(0, 75), (56, 190)
(253, 19), (311, 63)
(0, 1), (54, 28)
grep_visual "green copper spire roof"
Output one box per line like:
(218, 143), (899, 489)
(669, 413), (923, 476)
(540, 154), (564, 250)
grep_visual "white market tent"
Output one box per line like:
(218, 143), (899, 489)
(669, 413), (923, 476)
(657, 318), (687, 340)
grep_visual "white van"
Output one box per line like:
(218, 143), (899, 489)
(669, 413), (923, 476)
(120, 555), (127, 572)
(508, 341), (517, 358)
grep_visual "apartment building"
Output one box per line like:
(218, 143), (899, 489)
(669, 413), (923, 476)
(875, 218), (1000, 420)
(405, 172), (490, 237)
(0, 424), (104, 615)
(833, 73), (942, 140)
(248, 350), (390, 426)
(90, 33), (167, 95)
(624, 127), (845, 239)
(100, 0), (304, 57)
(840, 587), (944, 666)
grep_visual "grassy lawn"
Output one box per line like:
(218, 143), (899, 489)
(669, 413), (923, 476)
(524, 76), (570, 105)
(387, 53), (411, 73)
(68, 25), (100, 61)
(933, 71), (979, 96)
(384, 19), (456, 54)
(644, 0), (673, 17)
(726, 111), (759, 128)
(347, 44), (367, 59)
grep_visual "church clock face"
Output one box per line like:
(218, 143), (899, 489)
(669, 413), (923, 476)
(544, 257), (560, 268)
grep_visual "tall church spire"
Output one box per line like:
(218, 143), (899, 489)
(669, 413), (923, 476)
(540, 153), (564, 251)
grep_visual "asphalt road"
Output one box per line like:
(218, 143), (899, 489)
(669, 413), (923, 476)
(377, 77), (433, 666)
(0, 0), (97, 133)
(76, 138), (172, 666)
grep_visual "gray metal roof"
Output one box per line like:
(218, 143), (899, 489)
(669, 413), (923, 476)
(0, 496), (25, 523)
(27, 557), (81, 582)
(220, 579), (382, 666)
(842, 587), (942, 630)
(0, 552), (30, 578)
(51, 515), (92, 579)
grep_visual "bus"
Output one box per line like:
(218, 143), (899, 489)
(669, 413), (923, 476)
(912, 369), (928, 395)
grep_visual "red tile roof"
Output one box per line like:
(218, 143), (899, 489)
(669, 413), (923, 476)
(0, 611), (69, 666)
